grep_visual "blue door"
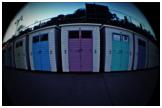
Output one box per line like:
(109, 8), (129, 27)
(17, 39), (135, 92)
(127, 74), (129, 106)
(5, 48), (10, 66)
(32, 35), (41, 70)
(32, 34), (51, 71)
(40, 34), (51, 71)
(120, 35), (129, 70)
(111, 33), (122, 71)
(111, 34), (129, 71)
(8, 46), (12, 67)
(137, 39), (146, 69)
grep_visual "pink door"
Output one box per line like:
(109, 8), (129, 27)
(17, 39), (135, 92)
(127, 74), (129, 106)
(68, 31), (81, 71)
(80, 31), (93, 71)
(68, 30), (93, 72)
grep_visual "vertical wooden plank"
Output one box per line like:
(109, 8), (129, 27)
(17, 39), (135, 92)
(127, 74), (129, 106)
(61, 27), (69, 72)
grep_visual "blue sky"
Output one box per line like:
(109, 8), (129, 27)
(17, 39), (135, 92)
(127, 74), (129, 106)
(3, 2), (155, 42)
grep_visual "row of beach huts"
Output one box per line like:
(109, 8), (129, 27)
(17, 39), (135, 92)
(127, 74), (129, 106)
(3, 23), (159, 72)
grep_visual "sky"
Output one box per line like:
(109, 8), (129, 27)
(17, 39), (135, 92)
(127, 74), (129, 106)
(3, 2), (156, 43)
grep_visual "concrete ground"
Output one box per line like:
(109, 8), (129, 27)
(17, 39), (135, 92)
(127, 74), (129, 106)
(2, 67), (160, 106)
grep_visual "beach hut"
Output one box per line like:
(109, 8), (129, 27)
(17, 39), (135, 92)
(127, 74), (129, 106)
(101, 25), (134, 72)
(60, 23), (101, 72)
(14, 35), (28, 69)
(29, 25), (61, 72)
(133, 33), (148, 70)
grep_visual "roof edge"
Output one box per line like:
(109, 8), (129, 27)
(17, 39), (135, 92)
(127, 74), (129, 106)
(29, 25), (60, 34)
(59, 23), (102, 27)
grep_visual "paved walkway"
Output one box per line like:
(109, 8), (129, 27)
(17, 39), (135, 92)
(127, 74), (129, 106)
(3, 67), (159, 105)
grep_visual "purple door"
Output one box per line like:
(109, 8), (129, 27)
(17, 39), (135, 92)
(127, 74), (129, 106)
(68, 31), (81, 71)
(81, 31), (93, 71)
(68, 30), (93, 72)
